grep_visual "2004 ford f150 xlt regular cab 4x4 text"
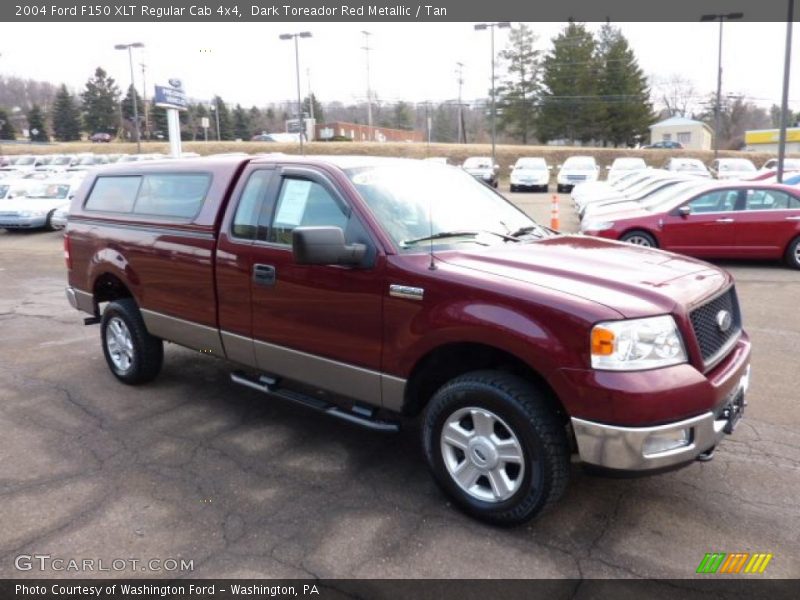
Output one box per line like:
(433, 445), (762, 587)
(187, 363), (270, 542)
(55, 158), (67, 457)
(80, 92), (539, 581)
(64, 155), (751, 525)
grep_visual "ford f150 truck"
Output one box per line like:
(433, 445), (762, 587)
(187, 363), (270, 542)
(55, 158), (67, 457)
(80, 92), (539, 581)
(64, 155), (751, 525)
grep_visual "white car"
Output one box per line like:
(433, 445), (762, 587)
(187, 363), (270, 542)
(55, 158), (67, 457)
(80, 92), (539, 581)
(0, 181), (77, 231)
(663, 157), (712, 178)
(758, 158), (800, 175)
(580, 173), (693, 220)
(573, 169), (670, 211)
(556, 156), (600, 193)
(605, 157), (647, 184)
(709, 158), (757, 180)
(49, 204), (69, 229)
(509, 157), (550, 192)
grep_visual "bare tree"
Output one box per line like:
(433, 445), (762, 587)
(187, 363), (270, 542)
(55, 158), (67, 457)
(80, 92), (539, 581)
(651, 74), (698, 119)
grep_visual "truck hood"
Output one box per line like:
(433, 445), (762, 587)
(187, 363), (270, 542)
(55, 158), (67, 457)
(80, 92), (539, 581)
(438, 235), (728, 318)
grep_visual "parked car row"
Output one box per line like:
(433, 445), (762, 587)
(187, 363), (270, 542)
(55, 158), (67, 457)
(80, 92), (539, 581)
(572, 168), (800, 269)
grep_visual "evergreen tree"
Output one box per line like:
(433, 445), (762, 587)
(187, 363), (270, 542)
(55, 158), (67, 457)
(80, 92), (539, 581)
(0, 108), (17, 140)
(596, 23), (653, 147)
(393, 101), (414, 130)
(120, 86), (144, 141)
(27, 104), (48, 141)
(537, 22), (601, 144)
(431, 104), (457, 142)
(81, 67), (120, 134)
(212, 96), (233, 140)
(303, 94), (324, 124)
(232, 104), (251, 139)
(52, 85), (82, 141)
(496, 24), (541, 144)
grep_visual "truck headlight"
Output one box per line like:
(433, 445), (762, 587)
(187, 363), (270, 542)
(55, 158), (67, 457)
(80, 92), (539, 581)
(582, 221), (614, 232)
(590, 315), (687, 370)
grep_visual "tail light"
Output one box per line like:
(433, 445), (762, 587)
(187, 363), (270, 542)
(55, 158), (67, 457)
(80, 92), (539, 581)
(63, 233), (72, 271)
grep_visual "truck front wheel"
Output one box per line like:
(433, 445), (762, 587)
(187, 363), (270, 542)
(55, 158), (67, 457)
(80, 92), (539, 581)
(101, 298), (163, 384)
(422, 371), (570, 525)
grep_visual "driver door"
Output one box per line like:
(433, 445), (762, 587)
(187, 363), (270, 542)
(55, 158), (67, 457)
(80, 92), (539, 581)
(660, 189), (742, 257)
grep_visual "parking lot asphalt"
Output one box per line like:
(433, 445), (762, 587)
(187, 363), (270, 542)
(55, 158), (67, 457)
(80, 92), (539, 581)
(1, 192), (798, 579)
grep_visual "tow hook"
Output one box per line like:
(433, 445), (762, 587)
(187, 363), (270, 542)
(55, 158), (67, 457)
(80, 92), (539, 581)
(696, 446), (716, 462)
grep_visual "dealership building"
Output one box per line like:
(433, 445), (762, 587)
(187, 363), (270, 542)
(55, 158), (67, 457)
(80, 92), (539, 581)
(744, 128), (800, 153)
(315, 121), (423, 143)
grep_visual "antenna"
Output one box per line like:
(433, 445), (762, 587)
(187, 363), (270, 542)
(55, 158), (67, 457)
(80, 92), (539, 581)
(428, 191), (436, 270)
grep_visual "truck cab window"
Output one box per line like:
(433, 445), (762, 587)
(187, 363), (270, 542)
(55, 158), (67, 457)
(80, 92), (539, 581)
(233, 170), (273, 240)
(269, 178), (348, 245)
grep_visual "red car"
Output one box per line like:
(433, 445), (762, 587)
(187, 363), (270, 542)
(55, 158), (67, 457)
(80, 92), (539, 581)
(582, 183), (800, 268)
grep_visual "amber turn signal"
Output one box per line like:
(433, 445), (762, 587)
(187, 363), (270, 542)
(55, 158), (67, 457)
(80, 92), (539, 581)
(591, 327), (615, 356)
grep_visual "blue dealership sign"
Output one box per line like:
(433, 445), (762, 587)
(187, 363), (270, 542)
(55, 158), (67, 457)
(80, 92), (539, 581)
(154, 85), (188, 111)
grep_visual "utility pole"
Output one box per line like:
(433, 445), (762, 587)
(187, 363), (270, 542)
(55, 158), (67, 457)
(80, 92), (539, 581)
(777, 0), (794, 183)
(140, 62), (149, 141)
(456, 62), (465, 144)
(362, 30), (373, 141)
(474, 22), (510, 166)
(279, 31), (312, 154)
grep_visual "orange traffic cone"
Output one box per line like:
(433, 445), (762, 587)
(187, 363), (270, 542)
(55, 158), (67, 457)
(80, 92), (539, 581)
(550, 194), (560, 231)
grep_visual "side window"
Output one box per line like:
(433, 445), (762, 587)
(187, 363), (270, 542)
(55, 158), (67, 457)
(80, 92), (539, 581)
(232, 170), (274, 240)
(745, 189), (791, 211)
(269, 178), (348, 245)
(133, 174), (210, 218)
(84, 176), (141, 213)
(790, 195), (800, 209)
(687, 190), (738, 214)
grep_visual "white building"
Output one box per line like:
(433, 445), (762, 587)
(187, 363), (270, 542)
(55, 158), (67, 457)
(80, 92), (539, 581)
(649, 116), (713, 150)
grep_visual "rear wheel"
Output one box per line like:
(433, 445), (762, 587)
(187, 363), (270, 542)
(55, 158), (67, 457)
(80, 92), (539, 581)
(510, 184), (518, 193)
(45, 210), (58, 231)
(786, 236), (800, 269)
(621, 230), (658, 248)
(423, 371), (570, 526)
(101, 298), (163, 384)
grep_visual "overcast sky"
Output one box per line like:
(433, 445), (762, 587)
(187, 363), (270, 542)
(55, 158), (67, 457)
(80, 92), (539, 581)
(1, 21), (797, 116)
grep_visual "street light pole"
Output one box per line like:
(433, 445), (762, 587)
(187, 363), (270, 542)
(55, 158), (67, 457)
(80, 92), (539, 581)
(456, 62), (464, 144)
(114, 42), (144, 154)
(777, 0), (794, 183)
(362, 31), (373, 141)
(280, 31), (312, 154)
(474, 22), (510, 166)
(140, 62), (149, 141)
(700, 13), (743, 159)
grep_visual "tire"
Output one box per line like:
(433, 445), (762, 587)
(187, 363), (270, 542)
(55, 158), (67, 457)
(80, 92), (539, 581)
(422, 370), (570, 526)
(785, 236), (800, 269)
(100, 298), (164, 385)
(510, 184), (517, 193)
(45, 210), (58, 231)
(620, 230), (658, 248)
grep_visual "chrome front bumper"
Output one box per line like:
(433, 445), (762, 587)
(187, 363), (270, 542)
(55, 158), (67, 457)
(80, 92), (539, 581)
(572, 365), (750, 471)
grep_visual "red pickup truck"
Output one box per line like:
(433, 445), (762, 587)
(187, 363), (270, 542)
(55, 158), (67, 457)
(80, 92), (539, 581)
(64, 155), (751, 525)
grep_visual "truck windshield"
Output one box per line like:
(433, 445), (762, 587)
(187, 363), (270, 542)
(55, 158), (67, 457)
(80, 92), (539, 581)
(346, 164), (545, 250)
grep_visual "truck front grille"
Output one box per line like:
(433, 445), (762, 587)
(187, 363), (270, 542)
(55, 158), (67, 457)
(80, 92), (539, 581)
(689, 287), (741, 369)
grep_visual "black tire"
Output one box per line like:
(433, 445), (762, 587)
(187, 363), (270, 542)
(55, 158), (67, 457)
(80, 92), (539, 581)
(100, 298), (163, 385)
(785, 236), (800, 269)
(45, 210), (57, 231)
(510, 184), (517, 193)
(620, 230), (658, 248)
(422, 370), (570, 526)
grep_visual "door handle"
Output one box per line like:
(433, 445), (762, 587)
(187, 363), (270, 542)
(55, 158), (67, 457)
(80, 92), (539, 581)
(253, 264), (276, 286)
(715, 218), (735, 223)
(786, 216), (800, 221)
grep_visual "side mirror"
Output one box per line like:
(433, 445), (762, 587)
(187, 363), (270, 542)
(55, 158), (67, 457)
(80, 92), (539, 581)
(292, 226), (366, 266)
(678, 205), (691, 217)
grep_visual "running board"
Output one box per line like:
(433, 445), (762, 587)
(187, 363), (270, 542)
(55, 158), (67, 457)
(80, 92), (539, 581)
(230, 371), (400, 433)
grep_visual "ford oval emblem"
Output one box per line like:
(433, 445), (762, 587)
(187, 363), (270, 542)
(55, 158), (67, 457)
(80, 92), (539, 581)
(168, 78), (183, 89)
(716, 310), (732, 333)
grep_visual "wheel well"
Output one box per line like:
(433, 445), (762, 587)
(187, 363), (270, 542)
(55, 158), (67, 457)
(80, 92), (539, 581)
(402, 342), (566, 421)
(620, 228), (658, 244)
(93, 273), (133, 305)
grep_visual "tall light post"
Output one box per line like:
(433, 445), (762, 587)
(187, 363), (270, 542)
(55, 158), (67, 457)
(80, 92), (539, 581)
(114, 42), (144, 154)
(474, 22), (510, 166)
(280, 31), (312, 154)
(456, 62), (465, 144)
(210, 98), (221, 141)
(361, 30), (373, 141)
(777, 0), (794, 183)
(700, 12), (743, 159)
(140, 62), (149, 141)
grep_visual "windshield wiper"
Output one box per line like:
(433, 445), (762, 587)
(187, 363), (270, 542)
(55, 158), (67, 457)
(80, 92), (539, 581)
(402, 229), (517, 246)
(508, 225), (549, 239)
